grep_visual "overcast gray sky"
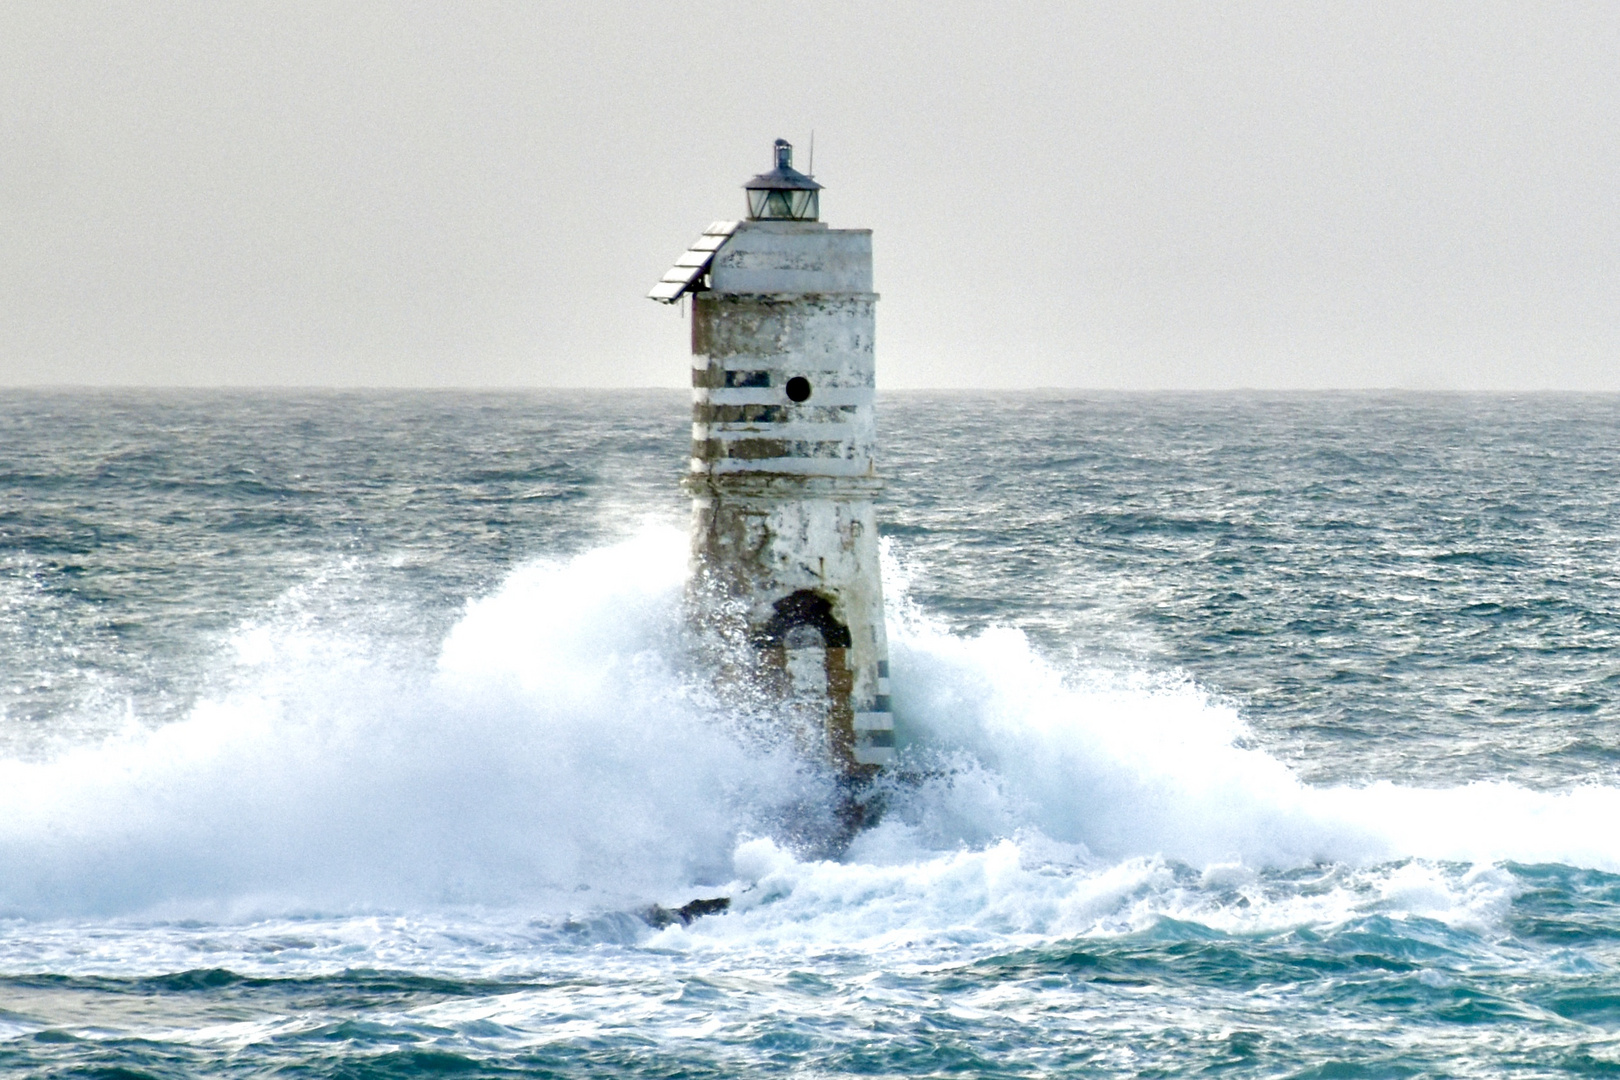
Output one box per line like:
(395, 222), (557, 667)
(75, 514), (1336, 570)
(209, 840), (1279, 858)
(2, 2), (1616, 389)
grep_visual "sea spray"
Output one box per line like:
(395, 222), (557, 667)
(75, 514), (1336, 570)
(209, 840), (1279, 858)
(0, 529), (815, 918)
(2, 525), (1618, 928)
(884, 600), (1620, 875)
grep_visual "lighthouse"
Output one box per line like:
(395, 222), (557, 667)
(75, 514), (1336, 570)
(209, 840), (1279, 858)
(650, 140), (894, 781)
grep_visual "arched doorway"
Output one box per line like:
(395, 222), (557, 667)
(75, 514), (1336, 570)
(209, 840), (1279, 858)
(758, 590), (859, 769)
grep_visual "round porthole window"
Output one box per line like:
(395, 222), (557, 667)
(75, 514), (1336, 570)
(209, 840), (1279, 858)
(785, 376), (812, 402)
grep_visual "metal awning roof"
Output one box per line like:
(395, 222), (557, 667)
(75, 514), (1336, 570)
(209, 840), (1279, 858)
(743, 165), (821, 191)
(648, 221), (740, 303)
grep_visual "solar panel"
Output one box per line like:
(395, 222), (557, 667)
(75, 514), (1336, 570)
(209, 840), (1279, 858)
(647, 221), (741, 303)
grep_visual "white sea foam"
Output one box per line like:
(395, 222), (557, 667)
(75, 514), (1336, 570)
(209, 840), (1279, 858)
(0, 525), (1614, 938)
(880, 602), (1620, 876)
(0, 528), (814, 919)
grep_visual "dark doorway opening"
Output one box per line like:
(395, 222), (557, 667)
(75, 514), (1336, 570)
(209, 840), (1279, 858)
(758, 590), (851, 648)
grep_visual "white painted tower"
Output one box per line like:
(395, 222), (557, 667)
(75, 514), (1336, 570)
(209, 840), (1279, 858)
(651, 140), (893, 780)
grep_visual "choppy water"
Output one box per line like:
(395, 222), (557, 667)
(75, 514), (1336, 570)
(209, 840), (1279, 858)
(2, 390), (1619, 1077)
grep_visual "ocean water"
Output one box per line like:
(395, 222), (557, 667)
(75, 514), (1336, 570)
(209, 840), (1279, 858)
(1, 389), (1619, 1077)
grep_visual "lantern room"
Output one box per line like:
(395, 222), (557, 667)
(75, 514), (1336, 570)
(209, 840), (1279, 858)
(744, 139), (822, 221)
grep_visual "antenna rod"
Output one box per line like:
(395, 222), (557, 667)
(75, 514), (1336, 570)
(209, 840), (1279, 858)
(808, 130), (814, 177)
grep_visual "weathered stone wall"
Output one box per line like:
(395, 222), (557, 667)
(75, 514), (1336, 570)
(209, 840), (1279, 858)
(684, 219), (893, 771)
(707, 220), (872, 295)
(690, 295), (876, 477)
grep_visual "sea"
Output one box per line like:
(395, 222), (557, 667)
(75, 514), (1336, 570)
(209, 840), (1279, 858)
(1, 389), (1619, 1078)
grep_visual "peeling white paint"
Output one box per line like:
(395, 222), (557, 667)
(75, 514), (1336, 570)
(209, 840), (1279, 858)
(682, 219), (894, 772)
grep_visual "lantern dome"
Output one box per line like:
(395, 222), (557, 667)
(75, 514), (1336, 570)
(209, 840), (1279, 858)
(743, 139), (822, 221)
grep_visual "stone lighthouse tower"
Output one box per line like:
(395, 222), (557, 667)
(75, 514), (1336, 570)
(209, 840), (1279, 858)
(650, 139), (893, 778)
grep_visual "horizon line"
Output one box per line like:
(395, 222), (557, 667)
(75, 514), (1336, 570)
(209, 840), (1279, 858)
(0, 384), (1617, 395)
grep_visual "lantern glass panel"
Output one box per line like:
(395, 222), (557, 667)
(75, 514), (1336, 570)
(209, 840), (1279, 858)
(747, 188), (819, 221)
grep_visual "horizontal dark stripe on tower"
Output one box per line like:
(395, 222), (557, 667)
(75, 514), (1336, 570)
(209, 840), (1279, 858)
(695, 403), (857, 425)
(691, 438), (856, 462)
(693, 368), (777, 389)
